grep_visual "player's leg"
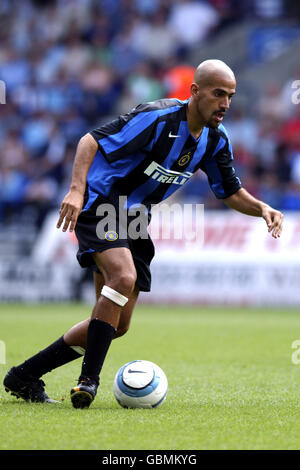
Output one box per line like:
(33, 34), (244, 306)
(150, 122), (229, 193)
(3, 267), (138, 403)
(114, 283), (139, 338)
(94, 270), (140, 338)
(70, 247), (137, 408)
(61, 271), (105, 349)
(64, 271), (139, 347)
(3, 332), (85, 403)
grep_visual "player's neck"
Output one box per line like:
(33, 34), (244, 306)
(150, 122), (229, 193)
(186, 99), (205, 140)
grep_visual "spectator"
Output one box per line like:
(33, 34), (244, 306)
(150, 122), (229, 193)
(168, 0), (219, 46)
(0, 0), (299, 224)
(60, 33), (93, 77)
(279, 105), (300, 150)
(0, 48), (31, 92)
(130, 8), (176, 61)
(290, 151), (300, 185)
(253, 0), (284, 19)
(163, 63), (195, 100)
(118, 62), (164, 113)
(111, 22), (142, 78)
(225, 108), (259, 154)
(258, 82), (285, 129)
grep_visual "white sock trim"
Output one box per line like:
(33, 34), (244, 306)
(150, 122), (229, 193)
(101, 285), (129, 307)
(70, 345), (85, 355)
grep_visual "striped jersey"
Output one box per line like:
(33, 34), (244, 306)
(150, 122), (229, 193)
(87, 98), (241, 211)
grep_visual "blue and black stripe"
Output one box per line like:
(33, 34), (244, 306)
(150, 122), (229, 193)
(86, 98), (241, 211)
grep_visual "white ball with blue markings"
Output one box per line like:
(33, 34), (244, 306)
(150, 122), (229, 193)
(113, 360), (168, 409)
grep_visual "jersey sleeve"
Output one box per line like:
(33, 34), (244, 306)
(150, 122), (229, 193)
(200, 132), (242, 199)
(89, 104), (158, 163)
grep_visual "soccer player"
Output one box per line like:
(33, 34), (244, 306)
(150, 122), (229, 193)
(3, 60), (283, 407)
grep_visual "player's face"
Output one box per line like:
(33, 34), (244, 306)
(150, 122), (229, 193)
(193, 76), (236, 128)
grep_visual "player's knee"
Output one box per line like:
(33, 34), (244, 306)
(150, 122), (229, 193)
(109, 271), (137, 296)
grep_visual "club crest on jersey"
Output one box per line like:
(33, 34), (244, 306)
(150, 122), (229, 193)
(144, 161), (193, 185)
(178, 152), (191, 166)
(105, 231), (119, 241)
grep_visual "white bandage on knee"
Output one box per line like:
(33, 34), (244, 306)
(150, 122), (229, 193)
(101, 285), (129, 307)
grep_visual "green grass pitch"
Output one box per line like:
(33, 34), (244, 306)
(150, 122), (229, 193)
(1, 303), (300, 450)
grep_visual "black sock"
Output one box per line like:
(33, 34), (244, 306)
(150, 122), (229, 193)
(80, 318), (116, 385)
(14, 336), (83, 380)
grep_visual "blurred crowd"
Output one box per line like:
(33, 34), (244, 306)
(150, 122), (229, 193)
(0, 0), (300, 226)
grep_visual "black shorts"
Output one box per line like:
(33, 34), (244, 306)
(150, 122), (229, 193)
(75, 194), (155, 292)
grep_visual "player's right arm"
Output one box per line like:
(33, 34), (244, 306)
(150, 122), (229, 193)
(57, 100), (174, 232)
(56, 133), (98, 232)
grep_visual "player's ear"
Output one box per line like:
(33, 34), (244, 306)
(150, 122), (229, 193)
(191, 83), (200, 97)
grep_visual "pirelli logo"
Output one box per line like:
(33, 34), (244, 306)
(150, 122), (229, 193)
(144, 161), (193, 185)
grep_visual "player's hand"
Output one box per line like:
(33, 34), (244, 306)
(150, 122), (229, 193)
(56, 190), (84, 233)
(261, 205), (283, 239)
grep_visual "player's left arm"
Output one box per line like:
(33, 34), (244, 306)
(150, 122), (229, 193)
(223, 187), (284, 239)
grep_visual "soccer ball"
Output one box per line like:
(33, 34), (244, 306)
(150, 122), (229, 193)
(113, 360), (168, 409)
